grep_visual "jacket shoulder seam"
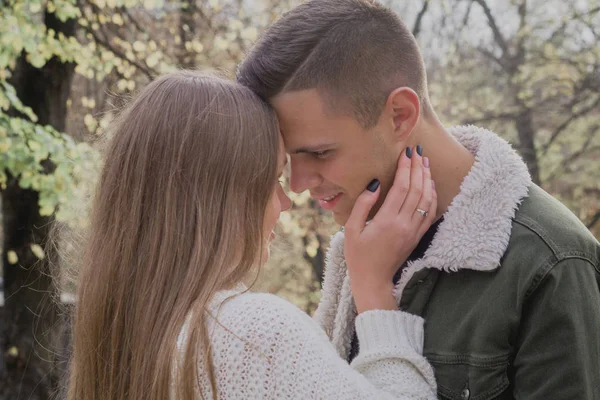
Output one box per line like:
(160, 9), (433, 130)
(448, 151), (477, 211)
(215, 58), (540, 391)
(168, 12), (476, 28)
(525, 255), (598, 300)
(512, 215), (560, 256)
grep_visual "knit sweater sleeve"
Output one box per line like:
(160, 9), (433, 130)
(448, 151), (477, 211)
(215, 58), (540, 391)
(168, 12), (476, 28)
(201, 292), (437, 399)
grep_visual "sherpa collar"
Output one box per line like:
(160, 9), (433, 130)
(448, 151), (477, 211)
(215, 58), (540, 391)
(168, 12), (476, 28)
(313, 125), (532, 357)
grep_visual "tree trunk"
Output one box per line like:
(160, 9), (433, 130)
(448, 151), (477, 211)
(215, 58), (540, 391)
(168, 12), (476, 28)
(515, 108), (541, 185)
(0, 10), (76, 400)
(178, 0), (198, 69)
(303, 233), (325, 286)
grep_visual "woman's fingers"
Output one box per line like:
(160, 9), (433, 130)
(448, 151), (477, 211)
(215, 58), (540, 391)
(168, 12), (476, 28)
(345, 179), (381, 239)
(423, 180), (438, 235)
(413, 155), (432, 221)
(378, 149), (412, 218)
(398, 146), (424, 219)
(415, 157), (438, 237)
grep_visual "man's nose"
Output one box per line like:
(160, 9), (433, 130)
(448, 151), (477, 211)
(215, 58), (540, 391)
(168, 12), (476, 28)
(289, 157), (322, 193)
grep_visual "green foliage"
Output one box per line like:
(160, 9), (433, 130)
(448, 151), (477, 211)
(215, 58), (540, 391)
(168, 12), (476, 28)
(0, 0), (101, 231)
(0, 82), (99, 227)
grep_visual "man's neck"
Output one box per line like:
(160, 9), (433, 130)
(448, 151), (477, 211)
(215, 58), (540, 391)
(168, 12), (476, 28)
(417, 119), (475, 218)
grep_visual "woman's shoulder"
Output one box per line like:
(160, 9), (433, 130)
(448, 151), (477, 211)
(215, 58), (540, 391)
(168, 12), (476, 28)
(212, 288), (314, 327)
(216, 288), (332, 339)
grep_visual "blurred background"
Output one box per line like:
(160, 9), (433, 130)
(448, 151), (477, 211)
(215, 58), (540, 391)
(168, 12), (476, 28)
(0, 0), (598, 398)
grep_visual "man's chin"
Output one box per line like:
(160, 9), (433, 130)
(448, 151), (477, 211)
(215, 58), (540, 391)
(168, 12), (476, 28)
(332, 210), (350, 227)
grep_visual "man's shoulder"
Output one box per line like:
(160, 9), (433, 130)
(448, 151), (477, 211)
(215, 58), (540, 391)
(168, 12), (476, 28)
(512, 185), (599, 259)
(502, 184), (599, 281)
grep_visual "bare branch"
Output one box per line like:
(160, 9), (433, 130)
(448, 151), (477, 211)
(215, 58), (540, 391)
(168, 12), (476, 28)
(514, 0), (527, 64)
(462, 111), (519, 125)
(474, 0), (510, 59)
(543, 125), (599, 183)
(462, 1), (474, 27)
(412, 0), (429, 38)
(84, 26), (155, 80)
(587, 211), (600, 230)
(541, 96), (600, 155)
(122, 7), (147, 36)
(477, 46), (507, 71)
(79, 0), (156, 79)
(548, 5), (600, 43)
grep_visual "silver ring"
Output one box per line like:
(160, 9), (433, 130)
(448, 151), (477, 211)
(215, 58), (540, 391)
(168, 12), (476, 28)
(416, 208), (428, 217)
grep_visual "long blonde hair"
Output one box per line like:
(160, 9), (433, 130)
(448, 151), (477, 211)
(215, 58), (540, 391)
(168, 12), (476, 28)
(67, 71), (280, 400)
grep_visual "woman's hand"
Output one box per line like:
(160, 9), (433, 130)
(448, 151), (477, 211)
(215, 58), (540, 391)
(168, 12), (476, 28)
(344, 146), (437, 313)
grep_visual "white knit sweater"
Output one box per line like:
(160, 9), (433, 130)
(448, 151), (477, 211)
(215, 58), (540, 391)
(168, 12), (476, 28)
(172, 285), (437, 399)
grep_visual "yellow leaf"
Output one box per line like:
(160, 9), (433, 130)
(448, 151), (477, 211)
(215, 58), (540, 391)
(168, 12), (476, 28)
(306, 244), (318, 258)
(112, 14), (123, 25)
(84, 114), (97, 131)
(30, 244), (45, 260)
(146, 52), (160, 68)
(117, 79), (128, 91)
(240, 27), (258, 42)
(0, 139), (11, 152)
(7, 250), (18, 265)
(192, 41), (204, 53)
(214, 36), (229, 51)
(29, 3), (42, 13)
(8, 346), (18, 357)
(132, 41), (146, 52)
(28, 140), (41, 151)
(39, 205), (55, 216)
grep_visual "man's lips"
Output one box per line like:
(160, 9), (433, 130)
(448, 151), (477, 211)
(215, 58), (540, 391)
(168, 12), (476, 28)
(316, 192), (343, 210)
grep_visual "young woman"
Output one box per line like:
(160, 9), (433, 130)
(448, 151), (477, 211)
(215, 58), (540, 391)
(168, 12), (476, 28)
(67, 71), (438, 399)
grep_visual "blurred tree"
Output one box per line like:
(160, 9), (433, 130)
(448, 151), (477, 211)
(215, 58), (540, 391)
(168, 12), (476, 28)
(426, 0), (600, 235)
(0, 0), (97, 397)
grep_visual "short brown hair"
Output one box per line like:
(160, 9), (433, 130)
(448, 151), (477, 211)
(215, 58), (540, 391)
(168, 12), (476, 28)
(237, 0), (431, 128)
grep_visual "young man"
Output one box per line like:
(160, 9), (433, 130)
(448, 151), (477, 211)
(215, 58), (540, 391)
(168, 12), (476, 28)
(237, 0), (600, 398)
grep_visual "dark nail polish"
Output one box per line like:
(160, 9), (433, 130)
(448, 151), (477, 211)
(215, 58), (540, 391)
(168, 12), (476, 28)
(405, 147), (413, 158)
(367, 179), (380, 192)
(416, 145), (423, 156)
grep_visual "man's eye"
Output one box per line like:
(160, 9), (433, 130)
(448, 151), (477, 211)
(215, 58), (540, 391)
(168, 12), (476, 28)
(313, 150), (330, 158)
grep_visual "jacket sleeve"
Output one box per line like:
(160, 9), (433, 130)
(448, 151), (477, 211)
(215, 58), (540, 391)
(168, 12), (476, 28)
(513, 257), (600, 399)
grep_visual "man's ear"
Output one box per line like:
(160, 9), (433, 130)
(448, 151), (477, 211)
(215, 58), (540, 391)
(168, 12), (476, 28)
(384, 87), (420, 142)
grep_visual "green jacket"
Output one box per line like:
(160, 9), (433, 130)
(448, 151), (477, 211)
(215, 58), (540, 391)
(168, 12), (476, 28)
(314, 126), (600, 400)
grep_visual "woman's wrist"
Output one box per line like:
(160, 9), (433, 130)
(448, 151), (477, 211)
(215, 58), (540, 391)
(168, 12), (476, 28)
(352, 281), (397, 314)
